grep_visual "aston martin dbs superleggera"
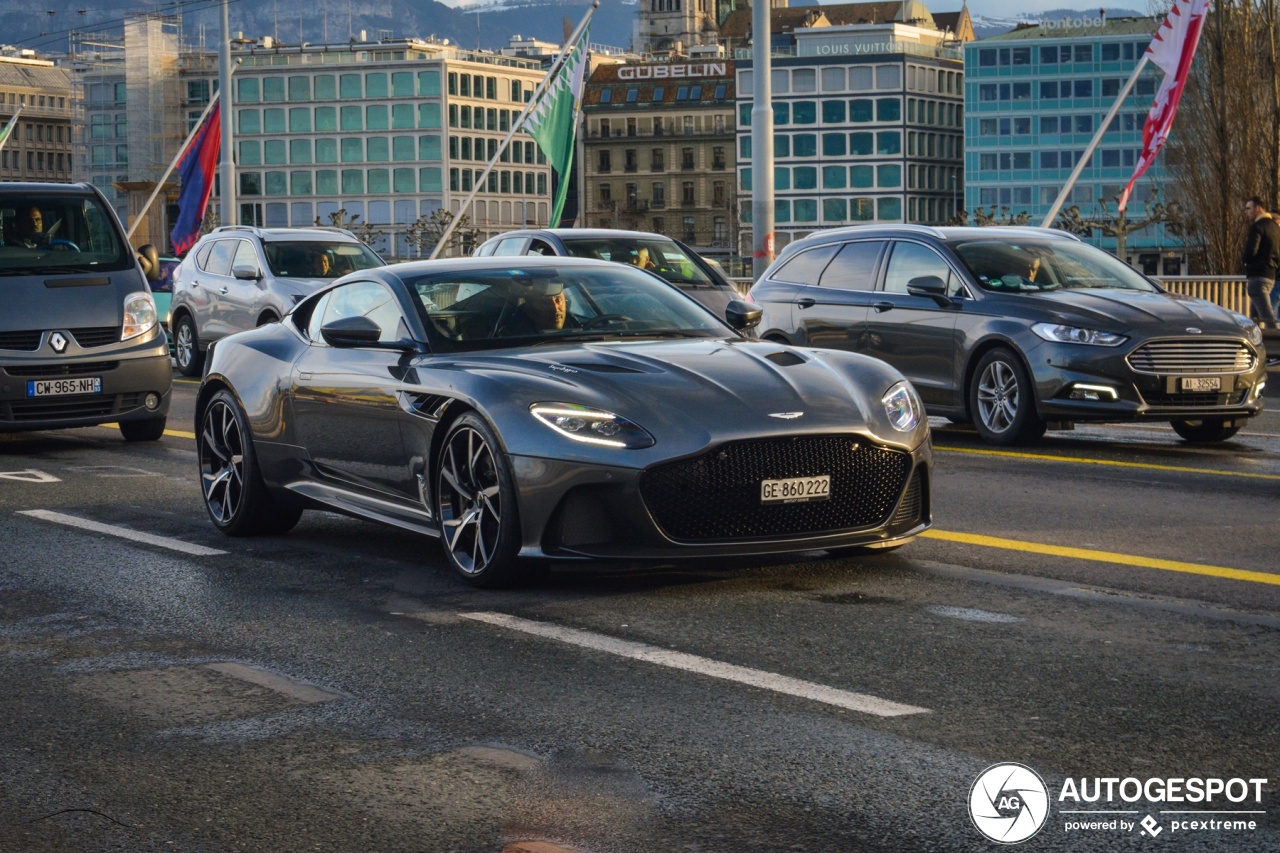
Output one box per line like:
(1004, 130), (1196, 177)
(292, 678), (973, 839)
(196, 257), (932, 587)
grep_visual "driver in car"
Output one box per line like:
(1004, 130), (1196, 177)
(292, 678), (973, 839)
(501, 281), (577, 335)
(12, 206), (48, 248)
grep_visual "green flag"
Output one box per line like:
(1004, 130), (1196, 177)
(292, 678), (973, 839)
(524, 30), (588, 227)
(0, 106), (22, 153)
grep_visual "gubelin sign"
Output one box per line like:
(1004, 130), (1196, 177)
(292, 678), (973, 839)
(616, 63), (727, 80)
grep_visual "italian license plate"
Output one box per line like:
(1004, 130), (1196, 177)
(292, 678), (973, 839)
(761, 474), (831, 504)
(27, 377), (102, 397)
(1180, 376), (1221, 392)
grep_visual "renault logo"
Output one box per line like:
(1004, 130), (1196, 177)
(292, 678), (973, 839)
(49, 332), (67, 353)
(768, 412), (804, 419)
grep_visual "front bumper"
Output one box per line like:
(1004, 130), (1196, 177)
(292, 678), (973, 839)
(0, 327), (172, 433)
(511, 434), (933, 560)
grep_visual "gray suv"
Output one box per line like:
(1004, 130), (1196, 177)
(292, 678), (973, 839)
(170, 226), (384, 375)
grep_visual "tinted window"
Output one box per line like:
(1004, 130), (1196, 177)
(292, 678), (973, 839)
(262, 240), (383, 278)
(883, 242), (952, 294)
(559, 237), (714, 285)
(770, 245), (838, 285)
(527, 239), (557, 256)
(232, 240), (259, 273)
(0, 192), (131, 274)
(950, 238), (1161, 293)
(818, 241), (884, 291)
(202, 240), (237, 276)
(318, 280), (407, 343)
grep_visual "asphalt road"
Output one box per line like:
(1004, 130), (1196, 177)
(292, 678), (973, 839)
(0, 376), (1277, 852)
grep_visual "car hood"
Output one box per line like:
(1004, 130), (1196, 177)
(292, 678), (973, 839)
(428, 338), (921, 456)
(1023, 289), (1245, 334)
(1, 269), (136, 331)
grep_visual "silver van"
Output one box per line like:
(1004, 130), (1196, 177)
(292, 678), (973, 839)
(0, 182), (171, 441)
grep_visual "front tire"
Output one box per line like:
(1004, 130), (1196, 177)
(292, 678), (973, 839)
(435, 412), (525, 588)
(969, 349), (1046, 446)
(174, 314), (204, 377)
(198, 389), (301, 536)
(119, 416), (166, 442)
(1170, 418), (1243, 443)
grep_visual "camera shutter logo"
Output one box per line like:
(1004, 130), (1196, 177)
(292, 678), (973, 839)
(969, 763), (1050, 844)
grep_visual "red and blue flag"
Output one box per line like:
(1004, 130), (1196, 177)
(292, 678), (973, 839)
(170, 101), (221, 254)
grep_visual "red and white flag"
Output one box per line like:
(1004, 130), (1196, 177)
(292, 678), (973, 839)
(1118, 0), (1211, 211)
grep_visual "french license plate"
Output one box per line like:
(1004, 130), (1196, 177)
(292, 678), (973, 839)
(761, 474), (831, 504)
(1180, 376), (1221, 392)
(27, 377), (102, 397)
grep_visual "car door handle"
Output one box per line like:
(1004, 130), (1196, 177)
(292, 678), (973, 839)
(298, 372), (313, 381)
(796, 297), (816, 309)
(872, 301), (894, 313)
(218, 287), (229, 295)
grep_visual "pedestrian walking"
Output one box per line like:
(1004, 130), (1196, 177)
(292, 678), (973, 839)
(1242, 196), (1280, 328)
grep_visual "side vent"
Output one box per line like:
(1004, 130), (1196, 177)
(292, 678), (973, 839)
(407, 394), (451, 420)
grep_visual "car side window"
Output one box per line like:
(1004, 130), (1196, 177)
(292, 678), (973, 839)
(474, 240), (496, 257)
(231, 240), (259, 275)
(492, 237), (527, 256)
(194, 241), (215, 269)
(770, 245), (839, 285)
(818, 241), (885, 291)
(317, 280), (407, 344)
(306, 292), (333, 342)
(527, 239), (557, 256)
(883, 242), (954, 295)
(201, 240), (237, 277)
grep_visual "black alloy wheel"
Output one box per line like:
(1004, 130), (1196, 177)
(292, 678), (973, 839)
(435, 412), (524, 587)
(1169, 417), (1243, 443)
(969, 348), (1047, 446)
(174, 314), (204, 377)
(198, 389), (301, 536)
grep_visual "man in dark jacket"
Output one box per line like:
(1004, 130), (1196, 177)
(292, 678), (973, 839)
(1242, 196), (1280, 328)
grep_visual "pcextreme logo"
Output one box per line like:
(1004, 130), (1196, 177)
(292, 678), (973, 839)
(969, 763), (1270, 844)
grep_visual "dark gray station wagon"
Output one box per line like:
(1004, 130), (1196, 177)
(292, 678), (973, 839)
(750, 225), (1267, 445)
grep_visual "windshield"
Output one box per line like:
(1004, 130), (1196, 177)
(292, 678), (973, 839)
(949, 239), (1161, 294)
(262, 240), (384, 279)
(0, 192), (132, 275)
(559, 237), (715, 286)
(407, 264), (729, 352)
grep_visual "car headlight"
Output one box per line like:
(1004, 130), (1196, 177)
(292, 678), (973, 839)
(882, 381), (922, 432)
(530, 403), (655, 449)
(1031, 322), (1127, 346)
(122, 291), (157, 340)
(1230, 311), (1265, 345)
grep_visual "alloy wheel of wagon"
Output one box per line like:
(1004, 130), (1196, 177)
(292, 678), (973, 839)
(198, 390), (301, 536)
(435, 413), (524, 587)
(969, 349), (1046, 446)
(174, 314), (204, 377)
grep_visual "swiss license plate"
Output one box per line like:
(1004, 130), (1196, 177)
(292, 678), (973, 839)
(27, 377), (102, 397)
(761, 474), (831, 504)
(1180, 376), (1221, 393)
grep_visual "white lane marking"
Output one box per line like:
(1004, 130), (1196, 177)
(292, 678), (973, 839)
(17, 509), (226, 556)
(66, 465), (160, 478)
(925, 605), (1024, 624)
(460, 611), (929, 718)
(0, 469), (60, 483)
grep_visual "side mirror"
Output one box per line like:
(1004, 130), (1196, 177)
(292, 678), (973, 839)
(232, 264), (261, 281)
(137, 243), (161, 282)
(725, 299), (763, 331)
(907, 275), (953, 307)
(320, 315), (421, 352)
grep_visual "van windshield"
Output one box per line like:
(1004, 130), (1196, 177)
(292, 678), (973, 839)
(0, 192), (132, 274)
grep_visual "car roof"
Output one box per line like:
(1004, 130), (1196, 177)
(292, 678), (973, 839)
(780, 224), (1082, 255)
(486, 228), (678, 242)
(0, 180), (98, 195)
(375, 255), (638, 279)
(206, 225), (362, 243)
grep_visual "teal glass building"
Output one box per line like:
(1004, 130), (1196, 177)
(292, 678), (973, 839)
(963, 16), (1187, 274)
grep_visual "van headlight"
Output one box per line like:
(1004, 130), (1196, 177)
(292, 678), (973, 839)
(530, 403), (654, 448)
(882, 381), (922, 432)
(122, 292), (158, 340)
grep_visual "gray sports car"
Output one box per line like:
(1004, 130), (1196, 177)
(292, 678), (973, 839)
(196, 257), (932, 587)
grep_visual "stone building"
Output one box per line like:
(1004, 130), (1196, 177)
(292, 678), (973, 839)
(0, 52), (74, 184)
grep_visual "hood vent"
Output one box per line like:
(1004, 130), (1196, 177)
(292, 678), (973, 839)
(765, 350), (805, 367)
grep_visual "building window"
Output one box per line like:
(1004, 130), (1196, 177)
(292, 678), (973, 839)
(682, 216), (696, 242)
(600, 183), (612, 205)
(682, 181), (695, 205)
(681, 148), (694, 169)
(625, 149), (637, 172)
(712, 180), (725, 206)
(653, 216), (665, 233)
(652, 182), (665, 208)
(712, 146), (725, 169)
(651, 148), (664, 171)
(598, 149), (611, 172)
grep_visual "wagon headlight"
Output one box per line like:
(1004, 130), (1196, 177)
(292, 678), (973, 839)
(1031, 322), (1127, 346)
(882, 381), (922, 432)
(1230, 311), (1265, 345)
(122, 291), (157, 340)
(530, 403), (655, 449)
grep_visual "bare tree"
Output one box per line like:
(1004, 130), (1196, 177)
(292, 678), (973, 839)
(314, 208), (386, 250)
(403, 210), (479, 258)
(947, 206), (1032, 226)
(1053, 193), (1184, 264)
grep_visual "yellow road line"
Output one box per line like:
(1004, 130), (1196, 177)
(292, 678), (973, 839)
(934, 444), (1280, 481)
(97, 423), (196, 440)
(922, 529), (1280, 586)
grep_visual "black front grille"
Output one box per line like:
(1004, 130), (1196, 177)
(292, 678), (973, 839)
(888, 469), (924, 533)
(1141, 389), (1249, 407)
(639, 436), (912, 542)
(4, 392), (143, 422)
(5, 361), (118, 378)
(0, 331), (42, 351)
(1127, 339), (1256, 374)
(71, 326), (121, 348)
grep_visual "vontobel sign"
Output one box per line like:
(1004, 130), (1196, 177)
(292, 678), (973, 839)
(616, 63), (727, 80)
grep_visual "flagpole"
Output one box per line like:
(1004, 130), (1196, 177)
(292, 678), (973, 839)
(0, 105), (23, 154)
(125, 88), (227, 242)
(1040, 56), (1149, 227)
(428, 0), (598, 259)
